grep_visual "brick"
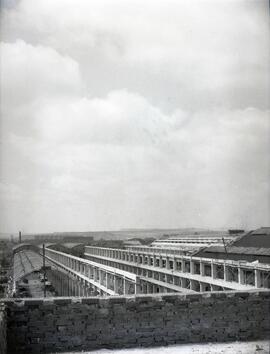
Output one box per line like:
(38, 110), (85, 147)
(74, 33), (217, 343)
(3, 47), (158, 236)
(81, 298), (99, 305)
(1, 289), (269, 353)
(54, 298), (72, 305)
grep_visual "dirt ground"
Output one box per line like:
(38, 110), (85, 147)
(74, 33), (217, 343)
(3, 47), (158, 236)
(60, 340), (270, 354)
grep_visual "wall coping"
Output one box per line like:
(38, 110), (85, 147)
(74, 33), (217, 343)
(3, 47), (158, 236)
(1, 289), (270, 307)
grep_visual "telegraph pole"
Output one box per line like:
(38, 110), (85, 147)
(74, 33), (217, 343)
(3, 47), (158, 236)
(43, 244), (46, 297)
(222, 237), (228, 259)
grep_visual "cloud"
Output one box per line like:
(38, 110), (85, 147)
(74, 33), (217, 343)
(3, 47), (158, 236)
(1, 0), (269, 111)
(0, 0), (269, 232)
(0, 39), (83, 138)
(2, 87), (269, 231)
(0, 40), (82, 107)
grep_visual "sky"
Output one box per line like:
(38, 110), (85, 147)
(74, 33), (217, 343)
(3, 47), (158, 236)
(0, 0), (269, 234)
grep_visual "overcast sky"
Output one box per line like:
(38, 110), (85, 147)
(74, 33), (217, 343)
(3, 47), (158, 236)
(0, 0), (269, 234)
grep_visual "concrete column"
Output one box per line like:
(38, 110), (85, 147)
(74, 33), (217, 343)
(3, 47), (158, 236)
(166, 257), (170, 270)
(123, 277), (126, 294)
(106, 273), (108, 289)
(74, 280), (78, 296)
(74, 282), (78, 296)
(200, 282), (206, 292)
(255, 269), (261, 288)
(190, 260), (195, 274)
(124, 277), (129, 294)
(182, 278), (187, 288)
(81, 282), (85, 296)
(211, 261), (217, 279)
(99, 269), (102, 284)
(224, 263), (229, 282)
(179, 278), (183, 287)
(200, 261), (204, 276)
(135, 277), (141, 294)
(142, 282), (147, 294)
(146, 283), (151, 294)
(190, 280), (196, 291)
(114, 275), (117, 293)
(60, 275), (63, 295)
(164, 273), (168, 283)
(70, 279), (73, 296)
(69, 278), (74, 296)
(181, 259), (185, 272)
(238, 267), (244, 284)
(173, 258), (177, 271)
(86, 285), (90, 296)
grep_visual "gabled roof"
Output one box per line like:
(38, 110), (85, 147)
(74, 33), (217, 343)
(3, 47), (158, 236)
(202, 245), (270, 256)
(251, 227), (270, 236)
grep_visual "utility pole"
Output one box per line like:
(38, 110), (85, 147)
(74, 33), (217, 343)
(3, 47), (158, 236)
(43, 244), (46, 297)
(222, 237), (228, 259)
(19, 231), (22, 244)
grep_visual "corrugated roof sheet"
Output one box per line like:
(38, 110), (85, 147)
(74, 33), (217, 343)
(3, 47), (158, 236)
(251, 227), (270, 236)
(204, 245), (270, 256)
(62, 243), (84, 249)
(13, 243), (32, 251)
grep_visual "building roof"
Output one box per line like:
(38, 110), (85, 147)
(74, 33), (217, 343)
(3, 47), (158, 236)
(124, 240), (142, 245)
(13, 243), (32, 251)
(202, 245), (270, 257)
(250, 227), (270, 236)
(13, 250), (43, 283)
(62, 243), (84, 249)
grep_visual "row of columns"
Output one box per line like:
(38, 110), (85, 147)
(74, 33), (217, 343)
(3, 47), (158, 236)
(85, 246), (270, 289)
(44, 248), (141, 295)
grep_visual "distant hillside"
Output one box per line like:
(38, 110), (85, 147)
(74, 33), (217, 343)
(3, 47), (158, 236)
(0, 233), (12, 240)
(16, 228), (227, 242)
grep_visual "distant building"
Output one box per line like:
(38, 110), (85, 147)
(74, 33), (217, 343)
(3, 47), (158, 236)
(150, 232), (235, 251)
(46, 243), (85, 258)
(35, 234), (63, 242)
(123, 239), (142, 247)
(232, 227), (270, 248)
(228, 229), (245, 235)
(194, 227), (270, 264)
(34, 233), (93, 243)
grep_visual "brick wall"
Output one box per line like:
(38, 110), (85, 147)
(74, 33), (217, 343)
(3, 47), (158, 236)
(0, 304), (7, 354)
(2, 290), (270, 354)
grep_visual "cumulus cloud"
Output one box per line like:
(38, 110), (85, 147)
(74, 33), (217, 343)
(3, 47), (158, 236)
(0, 0), (269, 233)
(0, 40), (82, 106)
(1, 0), (269, 110)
